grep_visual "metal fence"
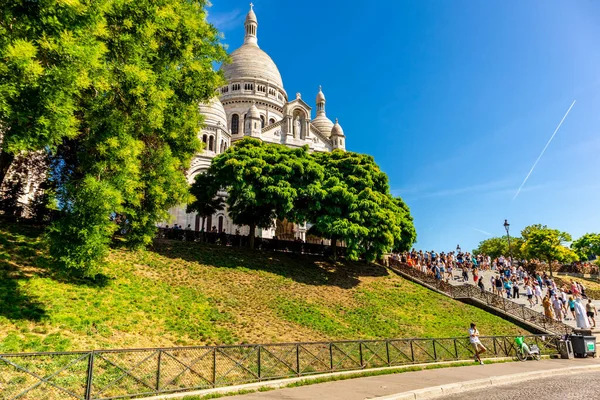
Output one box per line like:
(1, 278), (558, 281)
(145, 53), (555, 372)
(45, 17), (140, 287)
(0, 335), (561, 400)
(388, 260), (573, 335)
(156, 228), (347, 258)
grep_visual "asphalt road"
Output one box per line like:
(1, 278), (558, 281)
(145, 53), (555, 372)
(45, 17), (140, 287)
(442, 371), (600, 400)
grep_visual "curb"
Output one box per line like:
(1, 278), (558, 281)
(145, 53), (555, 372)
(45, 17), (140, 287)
(137, 358), (513, 400)
(371, 364), (600, 400)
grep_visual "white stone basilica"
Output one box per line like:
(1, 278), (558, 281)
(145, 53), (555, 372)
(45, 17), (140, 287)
(168, 4), (347, 240)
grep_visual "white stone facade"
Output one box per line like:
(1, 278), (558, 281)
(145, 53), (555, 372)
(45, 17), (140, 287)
(167, 4), (346, 239)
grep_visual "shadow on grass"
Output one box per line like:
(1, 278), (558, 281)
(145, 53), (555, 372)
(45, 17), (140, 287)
(150, 239), (389, 289)
(0, 265), (46, 322)
(0, 219), (110, 323)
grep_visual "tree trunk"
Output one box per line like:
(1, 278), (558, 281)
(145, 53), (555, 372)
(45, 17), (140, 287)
(331, 236), (338, 260)
(249, 223), (256, 249)
(0, 151), (15, 190)
(548, 257), (553, 278)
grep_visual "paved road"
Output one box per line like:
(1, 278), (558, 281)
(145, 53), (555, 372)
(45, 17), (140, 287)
(443, 370), (600, 400)
(226, 359), (600, 400)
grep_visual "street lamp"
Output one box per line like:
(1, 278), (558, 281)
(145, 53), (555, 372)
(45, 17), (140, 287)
(456, 244), (461, 253)
(504, 219), (513, 262)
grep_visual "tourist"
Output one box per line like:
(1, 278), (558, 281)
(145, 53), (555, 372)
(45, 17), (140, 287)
(542, 294), (554, 319)
(504, 279), (512, 299)
(525, 283), (534, 307)
(586, 299), (597, 328)
(534, 283), (543, 305)
(478, 276), (485, 292)
(512, 278), (520, 299)
(568, 296), (576, 321)
(469, 323), (486, 365)
(578, 282), (587, 298)
(574, 298), (591, 329)
(495, 277), (503, 296)
(552, 294), (563, 322)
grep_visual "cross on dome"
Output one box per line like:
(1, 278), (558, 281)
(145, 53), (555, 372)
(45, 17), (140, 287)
(249, 2), (253, 9)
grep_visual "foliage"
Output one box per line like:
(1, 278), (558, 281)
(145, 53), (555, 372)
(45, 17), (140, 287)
(521, 224), (576, 276)
(571, 233), (600, 261)
(208, 138), (323, 248)
(0, 222), (525, 353)
(306, 150), (415, 261)
(1, 0), (228, 275)
(392, 197), (417, 253)
(0, 0), (108, 186)
(187, 172), (224, 231)
(473, 236), (525, 259)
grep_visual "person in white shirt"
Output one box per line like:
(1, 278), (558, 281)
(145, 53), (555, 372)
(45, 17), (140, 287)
(525, 284), (534, 307)
(469, 323), (486, 365)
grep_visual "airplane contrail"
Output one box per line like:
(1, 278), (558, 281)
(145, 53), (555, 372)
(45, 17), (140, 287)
(513, 100), (576, 200)
(470, 227), (492, 236)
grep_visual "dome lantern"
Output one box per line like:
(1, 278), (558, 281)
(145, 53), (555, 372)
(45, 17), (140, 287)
(244, 3), (258, 46)
(316, 85), (326, 114)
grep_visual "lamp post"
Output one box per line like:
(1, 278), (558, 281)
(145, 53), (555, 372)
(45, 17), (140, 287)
(504, 219), (513, 262)
(456, 244), (461, 253)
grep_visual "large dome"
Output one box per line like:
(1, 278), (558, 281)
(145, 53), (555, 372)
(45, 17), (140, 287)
(199, 97), (227, 127)
(221, 43), (284, 89)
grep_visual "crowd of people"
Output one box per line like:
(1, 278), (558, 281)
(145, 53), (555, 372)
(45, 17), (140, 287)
(392, 249), (598, 329)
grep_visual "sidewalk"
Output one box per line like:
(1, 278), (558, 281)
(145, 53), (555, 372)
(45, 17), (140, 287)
(225, 358), (600, 399)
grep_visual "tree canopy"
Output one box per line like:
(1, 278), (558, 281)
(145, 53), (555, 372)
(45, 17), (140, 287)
(202, 140), (416, 260)
(571, 233), (600, 261)
(521, 224), (577, 276)
(472, 236), (525, 260)
(1, 0), (227, 276)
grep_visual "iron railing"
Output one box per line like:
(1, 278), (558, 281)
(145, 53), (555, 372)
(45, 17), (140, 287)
(388, 260), (573, 335)
(0, 335), (561, 400)
(155, 228), (346, 257)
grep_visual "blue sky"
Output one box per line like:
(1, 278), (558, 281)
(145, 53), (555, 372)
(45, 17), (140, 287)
(207, 0), (600, 253)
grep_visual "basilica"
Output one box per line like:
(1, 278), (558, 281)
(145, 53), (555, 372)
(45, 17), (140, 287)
(168, 4), (347, 240)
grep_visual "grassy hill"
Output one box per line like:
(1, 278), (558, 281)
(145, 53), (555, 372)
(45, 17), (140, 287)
(0, 222), (528, 353)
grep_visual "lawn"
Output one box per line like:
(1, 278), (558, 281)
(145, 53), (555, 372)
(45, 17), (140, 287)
(0, 222), (528, 353)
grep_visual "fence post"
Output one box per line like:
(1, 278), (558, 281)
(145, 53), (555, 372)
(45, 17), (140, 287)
(329, 343), (334, 371)
(212, 348), (217, 387)
(432, 340), (437, 361)
(521, 304), (526, 321)
(257, 345), (262, 381)
(156, 350), (162, 392)
(84, 351), (94, 400)
(493, 338), (497, 355)
(296, 344), (301, 376)
(453, 339), (458, 359)
(410, 340), (415, 362)
(386, 340), (391, 366)
(359, 342), (364, 368)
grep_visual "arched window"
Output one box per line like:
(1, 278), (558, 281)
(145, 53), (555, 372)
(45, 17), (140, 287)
(269, 118), (275, 125)
(231, 114), (239, 134)
(209, 136), (214, 151)
(260, 115), (265, 128)
(218, 216), (224, 233)
(202, 134), (207, 144)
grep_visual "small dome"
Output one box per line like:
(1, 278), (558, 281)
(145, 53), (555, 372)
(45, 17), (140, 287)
(331, 118), (345, 137)
(316, 86), (325, 103)
(311, 114), (334, 137)
(247, 102), (261, 119)
(199, 97), (227, 127)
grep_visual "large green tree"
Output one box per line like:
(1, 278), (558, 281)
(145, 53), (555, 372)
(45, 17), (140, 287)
(208, 138), (322, 249)
(521, 224), (577, 277)
(307, 150), (415, 261)
(2, 0), (227, 276)
(571, 233), (600, 261)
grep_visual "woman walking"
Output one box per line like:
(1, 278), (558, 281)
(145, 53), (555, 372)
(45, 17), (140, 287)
(542, 294), (554, 320)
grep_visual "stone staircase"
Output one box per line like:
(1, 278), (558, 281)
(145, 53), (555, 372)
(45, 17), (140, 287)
(388, 260), (574, 335)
